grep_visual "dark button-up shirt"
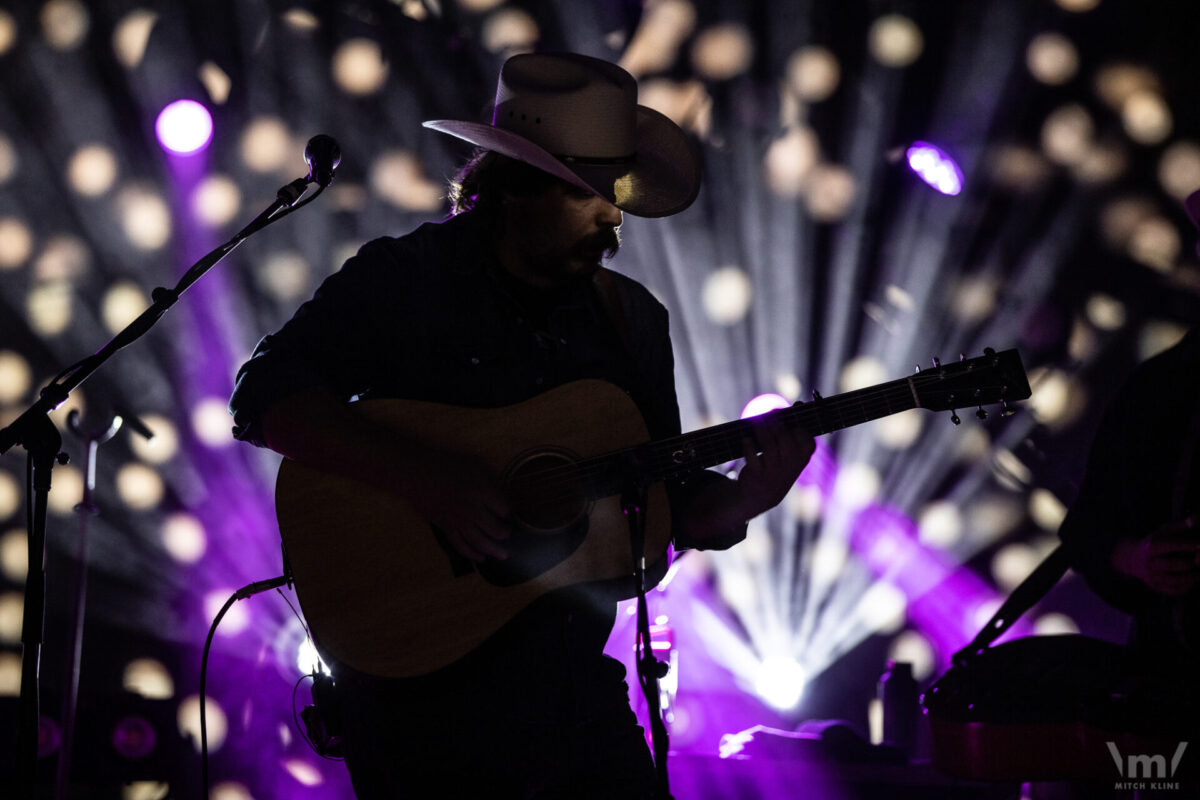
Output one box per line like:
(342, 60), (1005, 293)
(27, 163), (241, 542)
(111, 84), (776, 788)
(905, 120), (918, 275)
(230, 210), (681, 452)
(229, 211), (744, 681)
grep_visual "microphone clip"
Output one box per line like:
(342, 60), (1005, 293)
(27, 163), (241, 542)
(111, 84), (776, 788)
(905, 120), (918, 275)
(276, 177), (312, 207)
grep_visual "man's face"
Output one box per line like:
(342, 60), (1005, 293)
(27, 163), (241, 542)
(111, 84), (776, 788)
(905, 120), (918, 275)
(499, 181), (623, 286)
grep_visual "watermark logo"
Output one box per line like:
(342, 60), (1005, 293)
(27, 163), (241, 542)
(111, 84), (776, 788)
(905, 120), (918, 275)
(1107, 741), (1188, 790)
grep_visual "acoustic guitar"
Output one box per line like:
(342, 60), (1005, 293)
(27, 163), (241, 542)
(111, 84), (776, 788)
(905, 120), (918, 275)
(275, 348), (1029, 677)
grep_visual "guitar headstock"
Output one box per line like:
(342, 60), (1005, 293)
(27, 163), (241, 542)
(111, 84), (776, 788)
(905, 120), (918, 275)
(914, 348), (1031, 419)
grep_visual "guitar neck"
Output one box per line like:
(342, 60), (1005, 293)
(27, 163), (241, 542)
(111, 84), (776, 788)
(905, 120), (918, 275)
(584, 372), (923, 497)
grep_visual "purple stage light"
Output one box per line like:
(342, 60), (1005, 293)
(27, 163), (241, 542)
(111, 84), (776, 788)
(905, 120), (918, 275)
(155, 99), (213, 155)
(740, 393), (790, 419)
(905, 141), (963, 196)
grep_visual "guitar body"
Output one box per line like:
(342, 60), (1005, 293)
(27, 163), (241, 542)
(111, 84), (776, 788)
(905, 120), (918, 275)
(275, 379), (671, 678)
(275, 348), (1031, 679)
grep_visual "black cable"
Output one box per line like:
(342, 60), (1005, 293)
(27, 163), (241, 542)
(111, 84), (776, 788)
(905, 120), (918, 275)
(199, 590), (236, 799)
(198, 575), (290, 798)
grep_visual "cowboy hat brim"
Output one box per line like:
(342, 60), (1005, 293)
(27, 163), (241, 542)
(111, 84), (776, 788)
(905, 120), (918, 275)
(424, 104), (700, 218)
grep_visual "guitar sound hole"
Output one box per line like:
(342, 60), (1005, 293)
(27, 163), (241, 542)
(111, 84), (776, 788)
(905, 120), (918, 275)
(475, 449), (590, 588)
(506, 450), (587, 532)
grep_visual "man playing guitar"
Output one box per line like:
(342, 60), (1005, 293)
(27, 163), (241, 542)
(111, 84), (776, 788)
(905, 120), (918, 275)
(229, 52), (814, 799)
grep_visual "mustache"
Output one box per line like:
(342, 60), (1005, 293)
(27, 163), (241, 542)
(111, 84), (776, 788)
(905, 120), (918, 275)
(574, 227), (621, 260)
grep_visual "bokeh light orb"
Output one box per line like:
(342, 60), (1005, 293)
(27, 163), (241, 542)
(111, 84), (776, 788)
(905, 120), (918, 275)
(123, 658), (175, 699)
(282, 757), (325, 787)
(0, 472), (20, 522)
(41, 0), (89, 51)
(178, 694), (226, 752)
(806, 164), (857, 221)
(0, 529), (28, 582)
(154, 100), (213, 156)
(129, 414), (179, 464)
(332, 38), (389, 95)
(787, 46), (840, 102)
(124, 784), (170, 800)
(204, 589), (249, 636)
(191, 175), (242, 228)
(0, 350), (32, 404)
(67, 144), (118, 197)
(691, 23), (754, 80)
(764, 127), (819, 197)
(0, 11), (16, 56)
(0, 651), (20, 695)
(46, 465), (84, 515)
(115, 463), (165, 510)
(0, 216), (34, 270)
(868, 14), (924, 67)
(1035, 612), (1080, 635)
(192, 397), (235, 448)
(210, 783), (255, 800)
(0, 592), (23, 643)
(888, 631), (936, 681)
(1158, 141), (1200, 201)
(113, 9), (158, 68)
(481, 8), (540, 55)
(1026, 32), (1079, 86)
(1041, 104), (1094, 166)
(161, 512), (207, 564)
(702, 266), (753, 325)
(27, 281), (73, 336)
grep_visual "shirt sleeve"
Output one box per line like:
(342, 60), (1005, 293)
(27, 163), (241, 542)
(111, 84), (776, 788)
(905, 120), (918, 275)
(616, 279), (746, 552)
(228, 237), (408, 448)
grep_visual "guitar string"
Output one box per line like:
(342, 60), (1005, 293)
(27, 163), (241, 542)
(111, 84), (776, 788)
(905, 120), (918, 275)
(509, 372), (1007, 500)
(507, 368), (1011, 506)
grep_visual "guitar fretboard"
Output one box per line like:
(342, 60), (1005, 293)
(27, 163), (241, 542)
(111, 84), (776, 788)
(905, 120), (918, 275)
(510, 348), (1027, 505)
(578, 373), (921, 499)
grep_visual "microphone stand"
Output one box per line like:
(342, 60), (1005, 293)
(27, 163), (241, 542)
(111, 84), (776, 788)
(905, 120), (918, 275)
(0, 171), (327, 797)
(54, 409), (123, 800)
(622, 479), (674, 800)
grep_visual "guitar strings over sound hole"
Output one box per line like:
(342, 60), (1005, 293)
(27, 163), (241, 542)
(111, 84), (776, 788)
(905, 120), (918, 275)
(506, 449), (587, 532)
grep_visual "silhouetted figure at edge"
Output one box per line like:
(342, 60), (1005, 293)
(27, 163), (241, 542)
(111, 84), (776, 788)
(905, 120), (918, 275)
(1057, 190), (1200, 783)
(228, 53), (815, 798)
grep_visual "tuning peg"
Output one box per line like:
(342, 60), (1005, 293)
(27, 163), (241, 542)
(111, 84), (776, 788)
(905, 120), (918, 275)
(812, 389), (823, 401)
(950, 410), (961, 425)
(932, 357), (941, 368)
(914, 364), (921, 373)
(976, 406), (988, 420)
(959, 353), (966, 362)
(1001, 400), (1016, 417)
(984, 347), (996, 357)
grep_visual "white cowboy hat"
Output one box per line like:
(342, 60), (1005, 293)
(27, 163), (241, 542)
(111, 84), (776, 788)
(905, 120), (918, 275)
(424, 52), (701, 218)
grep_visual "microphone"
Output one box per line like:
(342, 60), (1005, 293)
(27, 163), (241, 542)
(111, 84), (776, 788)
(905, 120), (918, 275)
(304, 135), (342, 187)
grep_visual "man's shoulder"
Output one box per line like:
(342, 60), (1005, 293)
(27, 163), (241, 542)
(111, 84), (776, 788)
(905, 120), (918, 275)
(597, 266), (667, 315)
(351, 213), (483, 276)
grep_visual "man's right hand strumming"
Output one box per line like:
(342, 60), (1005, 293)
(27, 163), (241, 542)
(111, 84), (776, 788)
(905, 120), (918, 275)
(406, 454), (512, 563)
